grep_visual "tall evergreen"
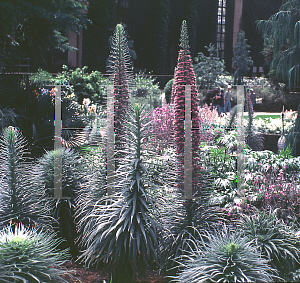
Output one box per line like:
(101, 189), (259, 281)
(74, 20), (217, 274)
(233, 31), (253, 85)
(172, 20), (201, 195)
(257, 0), (300, 88)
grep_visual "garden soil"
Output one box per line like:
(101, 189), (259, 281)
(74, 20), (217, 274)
(61, 261), (166, 283)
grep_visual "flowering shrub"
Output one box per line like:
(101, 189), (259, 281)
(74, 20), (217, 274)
(244, 149), (300, 174)
(198, 104), (221, 144)
(244, 169), (300, 224)
(148, 105), (174, 153)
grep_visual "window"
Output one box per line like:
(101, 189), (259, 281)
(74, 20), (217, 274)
(217, 0), (226, 59)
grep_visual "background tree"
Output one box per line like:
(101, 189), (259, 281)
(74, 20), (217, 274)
(143, 0), (170, 86)
(194, 43), (227, 92)
(232, 31), (253, 85)
(82, 0), (116, 72)
(182, 0), (199, 59)
(256, 0), (300, 89)
(0, 0), (88, 71)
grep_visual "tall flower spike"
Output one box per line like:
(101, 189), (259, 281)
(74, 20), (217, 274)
(172, 20), (201, 196)
(179, 20), (190, 56)
(107, 24), (133, 162)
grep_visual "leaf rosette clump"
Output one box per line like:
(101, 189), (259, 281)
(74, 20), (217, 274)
(0, 225), (70, 282)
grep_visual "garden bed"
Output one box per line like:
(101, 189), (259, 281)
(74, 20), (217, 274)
(61, 261), (166, 283)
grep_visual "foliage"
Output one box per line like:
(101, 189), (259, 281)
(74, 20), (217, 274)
(232, 31), (253, 85)
(172, 227), (277, 283)
(83, 0), (116, 72)
(0, 107), (17, 130)
(243, 151), (300, 225)
(285, 103), (300, 156)
(75, 146), (107, 235)
(77, 104), (160, 282)
(0, 75), (55, 157)
(245, 89), (264, 151)
(200, 142), (237, 205)
(61, 93), (90, 148)
(36, 148), (85, 257)
(131, 72), (160, 98)
(130, 71), (161, 109)
(0, 0), (88, 70)
(0, 127), (50, 229)
(0, 224), (70, 282)
(256, 0), (300, 88)
(148, 105), (175, 153)
(198, 104), (221, 145)
(172, 20), (201, 193)
(242, 77), (288, 111)
(254, 116), (294, 134)
(163, 198), (224, 269)
(164, 78), (174, 104)
(239, 209), (300, 277)
(30, 67), (106, 149)
(31, 66), (108, 105)
(194, 43), (227, 91)
(56, 66), (108, 105)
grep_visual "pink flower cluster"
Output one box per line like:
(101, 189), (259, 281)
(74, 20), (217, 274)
(253, 170), (300, 222)
(198, 104), (219, 144)
(148, 105), (175, 152)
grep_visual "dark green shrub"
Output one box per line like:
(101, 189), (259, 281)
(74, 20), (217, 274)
(30, 66), (108, 105)
(164, 78), (173, 104)
(130, 72), (161, 109)
(239, 209), (300, 278)
(194, 43), (227, 91)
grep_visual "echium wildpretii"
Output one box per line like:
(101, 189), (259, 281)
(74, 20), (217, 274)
(107, 24), (133, 155)
(172, 20), (201, 194)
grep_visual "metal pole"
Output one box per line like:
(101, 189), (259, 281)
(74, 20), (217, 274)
(107, 85), (115, 195)
(236, 85), (245, 197)
(184, 85), (192, 200)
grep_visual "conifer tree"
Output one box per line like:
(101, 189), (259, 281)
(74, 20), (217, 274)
(172, 20), (201, 194)
(107, 24), (133, 155)
(233, 31), (253, 85)
(257, 0), (300, 88)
